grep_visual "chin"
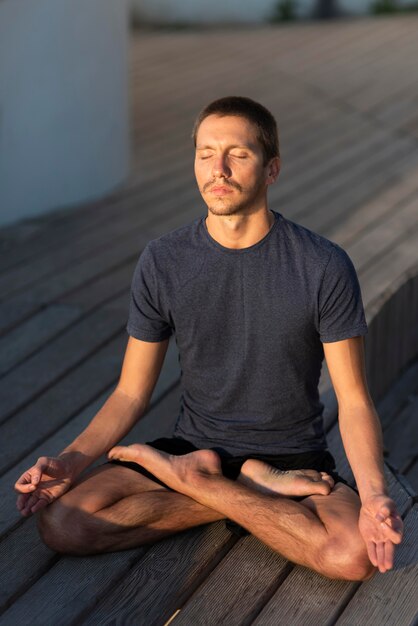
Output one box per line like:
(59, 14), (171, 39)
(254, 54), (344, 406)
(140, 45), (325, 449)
(207, 206), (241, 216)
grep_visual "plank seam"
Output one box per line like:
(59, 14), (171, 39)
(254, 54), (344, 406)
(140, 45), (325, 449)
(0, 553), (60, 616)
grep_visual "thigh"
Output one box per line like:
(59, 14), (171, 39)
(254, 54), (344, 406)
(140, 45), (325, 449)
(61, 462), (170, 514)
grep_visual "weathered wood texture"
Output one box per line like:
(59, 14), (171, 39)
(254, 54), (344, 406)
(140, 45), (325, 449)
(1, 14), (418, 626)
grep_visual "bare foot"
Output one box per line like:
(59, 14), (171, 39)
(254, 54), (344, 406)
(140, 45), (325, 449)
(238, 459), (335, 497)
(108, 444), (222, 496)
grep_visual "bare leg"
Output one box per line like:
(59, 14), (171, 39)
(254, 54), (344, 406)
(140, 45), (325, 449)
(109, 444), (375, 581)
(37, 464), (224, 555)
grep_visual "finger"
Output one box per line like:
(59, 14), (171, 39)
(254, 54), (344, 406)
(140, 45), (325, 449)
(21, 494), (40, 517)
(388, 514), (404, 539)
(375, 501), (398, 522)
(380, 520), (403, 544)
(14, 470), (37, 491)
(383, 541), (395, 571)
(30, 498), (50, 514)
(14, 481), (38, 493)
(366, 541), (378, 567)
(30, 459), (51, 484)
(376, 542), (387, 573)
(16, 493), (31, 511)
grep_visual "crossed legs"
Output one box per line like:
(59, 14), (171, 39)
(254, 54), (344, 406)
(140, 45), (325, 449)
(37, 464), (224, 554)
(38, 446), (375, 581)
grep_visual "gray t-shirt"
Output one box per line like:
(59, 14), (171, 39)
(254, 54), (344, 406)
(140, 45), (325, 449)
(127, 210), (368, 456)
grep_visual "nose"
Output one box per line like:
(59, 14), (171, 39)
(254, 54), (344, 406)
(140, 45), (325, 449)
(212, 155), (231, 179)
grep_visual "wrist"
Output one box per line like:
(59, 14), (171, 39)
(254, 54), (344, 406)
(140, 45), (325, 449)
(359, 487), (389, 504)
(355, 472), (388, 503)
(58, 450), (93, 480)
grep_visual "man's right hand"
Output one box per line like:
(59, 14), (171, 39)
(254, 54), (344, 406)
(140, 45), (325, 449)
(15, 456), (74, 517)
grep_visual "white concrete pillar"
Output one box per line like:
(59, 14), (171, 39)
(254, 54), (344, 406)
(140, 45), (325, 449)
(0, 0), (130, 227)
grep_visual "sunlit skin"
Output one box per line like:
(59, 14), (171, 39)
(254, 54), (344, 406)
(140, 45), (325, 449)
(14, 111), (403, 580)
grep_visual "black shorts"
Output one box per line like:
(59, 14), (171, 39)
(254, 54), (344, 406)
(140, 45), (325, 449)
(108, 437), (358, 537)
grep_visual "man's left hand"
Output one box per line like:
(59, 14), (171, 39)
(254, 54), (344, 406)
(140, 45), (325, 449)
(358, 494), (403, 573)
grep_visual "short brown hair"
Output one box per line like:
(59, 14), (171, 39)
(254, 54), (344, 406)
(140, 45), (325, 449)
(192, 96), (280, 164)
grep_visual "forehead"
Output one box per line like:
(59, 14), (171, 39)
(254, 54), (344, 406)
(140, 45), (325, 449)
(195, 114), (260, 150)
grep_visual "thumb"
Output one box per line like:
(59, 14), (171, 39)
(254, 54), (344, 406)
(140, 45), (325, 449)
(32, 456), (59, 481)
(375, 500), (395, 522)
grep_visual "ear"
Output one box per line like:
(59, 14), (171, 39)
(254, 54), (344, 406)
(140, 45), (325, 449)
(266, 157), (281, 185)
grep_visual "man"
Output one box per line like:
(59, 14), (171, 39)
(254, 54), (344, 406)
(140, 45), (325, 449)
(15, 96), (403, 581)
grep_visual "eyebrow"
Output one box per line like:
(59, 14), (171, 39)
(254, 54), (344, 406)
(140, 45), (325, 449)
(196, 144), (254, 151)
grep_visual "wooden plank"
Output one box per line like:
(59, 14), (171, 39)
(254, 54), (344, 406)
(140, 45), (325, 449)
(0, 334), (124, 477)
(4, 523), (234, 626)
(0, 205), (145, 298)
(0, 334), (180, 478)
(172, 536), (291, 626)
(57, 262), (135, 310)
(0, 303), (127, 423)
(362, 239), (418, 314)
(383, 395), (418, 474)
(0, 304), (81, 376)
(347, 193), (418, 273)
(363, 275), (418, 402)
(0, 267), (134, 375)
(0, 518), (57, 614)
(277, 126), (389, 204)
(377, 360), (418, 431)
(0, 195), (195, 334)
(294, 142), (418, 233)
(336, 505), (418, 626)
(0, 544), (148, 626)
(0, 166), (195, 300)
(328, 165), (418, 248)
(252, 565), (356, 626)
(405, 459), (418, 495)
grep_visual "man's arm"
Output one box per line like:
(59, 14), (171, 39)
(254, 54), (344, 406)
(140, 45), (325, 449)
(15, 336), (169, 515)
(323, 336), (403, 572)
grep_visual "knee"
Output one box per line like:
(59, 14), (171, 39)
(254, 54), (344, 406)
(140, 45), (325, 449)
(319, 536), (376, 581)
(37, 502), (99, 555)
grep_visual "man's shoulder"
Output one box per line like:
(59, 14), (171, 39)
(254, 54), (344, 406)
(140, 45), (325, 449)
(143, 216), (205, 280)
(147, 216), (202, 253)
(277, 212), (342, 260)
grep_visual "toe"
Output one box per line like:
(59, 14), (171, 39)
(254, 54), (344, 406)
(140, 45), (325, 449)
(320, 472), (335, 489)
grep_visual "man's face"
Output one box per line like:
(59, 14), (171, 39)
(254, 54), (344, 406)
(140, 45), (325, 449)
(194, 114), (275, 216)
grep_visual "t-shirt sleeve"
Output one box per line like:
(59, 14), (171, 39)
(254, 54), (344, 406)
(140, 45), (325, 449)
(126, 243), (173, 342)
(318, 245), (368, 343)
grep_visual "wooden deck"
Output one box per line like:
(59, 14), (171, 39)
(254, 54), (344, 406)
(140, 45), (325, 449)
(1, 14), (418, 625)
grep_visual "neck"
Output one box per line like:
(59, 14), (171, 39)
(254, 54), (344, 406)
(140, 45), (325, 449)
(205, 208), (275, 250)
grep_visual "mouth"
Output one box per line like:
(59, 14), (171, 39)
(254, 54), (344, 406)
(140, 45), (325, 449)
(209, 186), (234, 196)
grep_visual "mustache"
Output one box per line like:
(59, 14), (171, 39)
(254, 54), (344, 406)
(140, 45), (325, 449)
(203, 180), (243, 193)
